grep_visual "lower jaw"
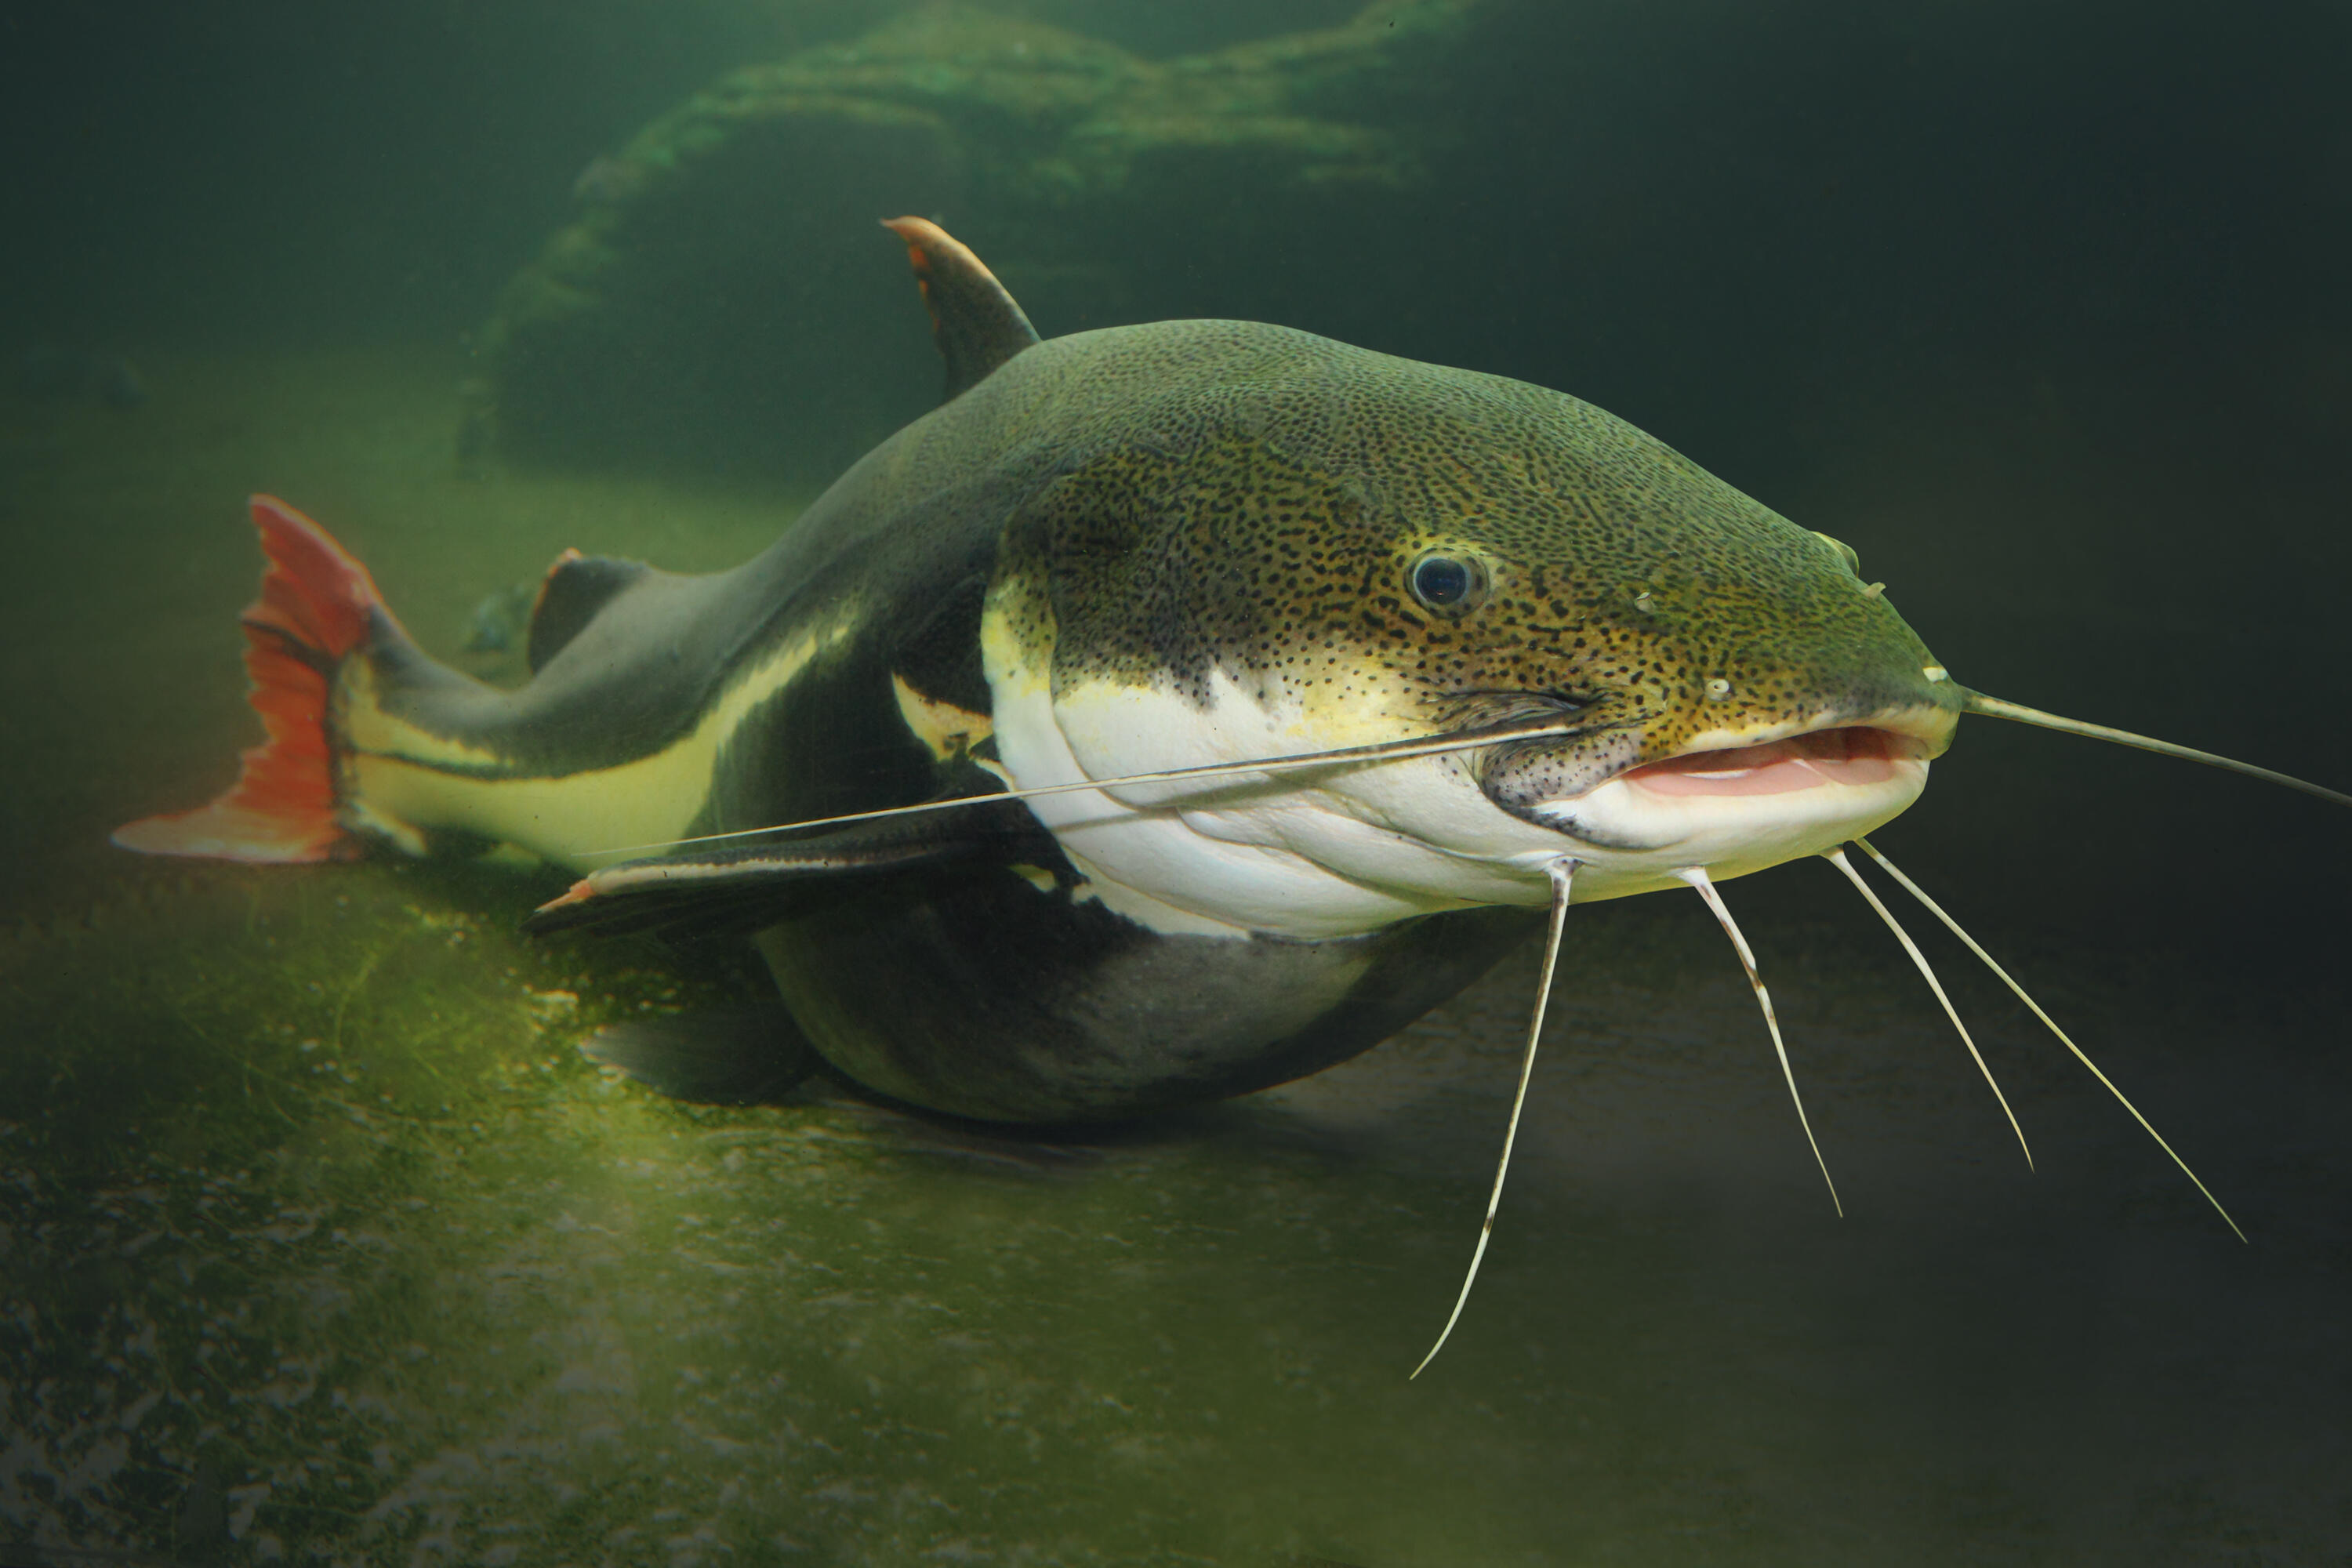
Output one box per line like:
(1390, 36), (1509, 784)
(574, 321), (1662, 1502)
(1511, 764), (1931, 902)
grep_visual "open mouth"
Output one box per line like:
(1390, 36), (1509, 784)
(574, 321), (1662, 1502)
(1618, 726), (1928, 798)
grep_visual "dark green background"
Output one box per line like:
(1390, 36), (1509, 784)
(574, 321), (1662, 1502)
(3, 4), (2347, 1563)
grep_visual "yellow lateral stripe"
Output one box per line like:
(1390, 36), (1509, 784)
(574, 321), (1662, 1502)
(339, 660), (509, 770)
(890, 673), (991, 761)
(340, 601), (862, 871)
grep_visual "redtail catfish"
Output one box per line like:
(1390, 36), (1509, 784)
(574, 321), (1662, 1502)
(118, 220), (2350, 1370)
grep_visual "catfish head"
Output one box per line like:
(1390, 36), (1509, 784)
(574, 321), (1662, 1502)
(978, 321), (1961, 937)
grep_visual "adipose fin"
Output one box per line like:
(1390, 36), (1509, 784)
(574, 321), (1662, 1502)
(525, 550), (653, 673)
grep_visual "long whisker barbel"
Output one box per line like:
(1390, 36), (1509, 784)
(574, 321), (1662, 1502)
(1681, 866), (1842, 1217)
(1822, 845), (2032, 1170)
(1962, 690), (2352, 811)
(1411, 855), (1579, 1380)
(1854, 836), (2245, 1243)
(593, 690), (2349, 865)
(583, 713), (1610, 860)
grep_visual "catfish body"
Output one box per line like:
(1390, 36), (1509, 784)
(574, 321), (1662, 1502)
(364, 319), (1561, 1120)
(118, 223), (1958, 1124)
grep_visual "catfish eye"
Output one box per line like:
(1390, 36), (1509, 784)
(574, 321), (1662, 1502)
(1408, 551), (1487, 612)
(1811, 532), (1861, 576)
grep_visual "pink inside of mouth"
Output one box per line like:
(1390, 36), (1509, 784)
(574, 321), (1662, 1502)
(1621, 727), (1923, 797)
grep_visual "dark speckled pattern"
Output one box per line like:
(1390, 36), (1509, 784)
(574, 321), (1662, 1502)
(981, 319), (1959, 775)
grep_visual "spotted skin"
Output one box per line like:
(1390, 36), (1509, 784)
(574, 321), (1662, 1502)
(979, 319), (1958, 791)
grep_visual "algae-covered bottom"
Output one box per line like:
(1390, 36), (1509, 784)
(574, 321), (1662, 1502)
(8, 862), (2349, 1566)
(4, 349), (2349, 1565)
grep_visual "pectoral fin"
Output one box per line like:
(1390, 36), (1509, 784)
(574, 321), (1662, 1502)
(523, 796), (1060, 940)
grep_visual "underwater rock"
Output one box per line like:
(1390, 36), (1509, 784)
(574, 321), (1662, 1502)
(466, 0), (1481, 480)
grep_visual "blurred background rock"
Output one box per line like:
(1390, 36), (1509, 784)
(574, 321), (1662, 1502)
(463, 0), (1466, 483)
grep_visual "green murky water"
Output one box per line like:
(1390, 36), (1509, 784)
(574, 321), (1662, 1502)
(7, 4), (2352, 1562)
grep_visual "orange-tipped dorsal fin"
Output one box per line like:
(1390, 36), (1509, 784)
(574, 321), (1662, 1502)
(881, 216), (1041, 402)
(112, 495), (394, 864)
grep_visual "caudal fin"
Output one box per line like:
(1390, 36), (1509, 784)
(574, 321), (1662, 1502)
(114, 495), (395, 863)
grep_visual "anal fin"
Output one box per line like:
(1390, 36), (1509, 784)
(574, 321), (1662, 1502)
(582, 1004), (813, 1105)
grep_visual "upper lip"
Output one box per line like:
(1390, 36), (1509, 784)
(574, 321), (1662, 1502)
(1631, 695), (1958, 768)
(1461, 690), (1955, 821)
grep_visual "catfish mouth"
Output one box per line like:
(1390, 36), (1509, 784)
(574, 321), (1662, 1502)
(1618, 725), (1929, 797)
(1476, 708), (1948, 871)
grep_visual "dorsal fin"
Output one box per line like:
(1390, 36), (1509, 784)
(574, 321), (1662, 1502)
(881, 216), (1040, 402)
(526, 549), (652, 673)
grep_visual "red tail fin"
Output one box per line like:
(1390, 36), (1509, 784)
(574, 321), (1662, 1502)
(114, 495), (394, 863)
